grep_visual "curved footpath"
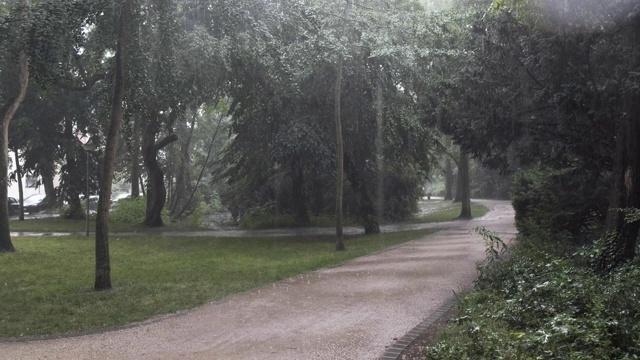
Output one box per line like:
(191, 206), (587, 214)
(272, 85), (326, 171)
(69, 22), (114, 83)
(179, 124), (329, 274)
(2, 200), (516, 360)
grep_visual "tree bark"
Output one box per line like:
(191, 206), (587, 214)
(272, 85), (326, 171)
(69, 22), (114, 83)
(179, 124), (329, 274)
(444, 157), (454, 201)
(169, 114), (195, 218)
(0, 0), (30, 252)
(334, 0), (352, 251)
(63, 117), (83, 219)
(14, 150), (24, 221)
(458, 151), (472, 220)
(95, 0), (131, 290)
(292, 156), (309, 225)
(595, 10), (640, 273)
(596, 95), (640, 272)
(131, 112), (141, 198)
(142, 125), (178, 227)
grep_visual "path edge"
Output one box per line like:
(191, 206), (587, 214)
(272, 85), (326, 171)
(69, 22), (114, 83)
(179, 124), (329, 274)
(378, 298), (456, 360)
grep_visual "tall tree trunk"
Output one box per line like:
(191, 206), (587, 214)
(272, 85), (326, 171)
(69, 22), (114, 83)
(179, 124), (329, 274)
(41, 161), (56, 208)
(453, 163), (462, 203)
(142, 122), (178, 227)
(169, 114), (195, 218)
(334, 0), (352, 251)
(374, 67), (384, 220)
(63, 117), (83, 219)
(595, 10), (640, 273)
(458, 151), (472, 219)
(95, 0), (131, 290)
(444, 157), (454, 201)
(14, 150), (24, 221)
(292, 156), (309, 225)
(0, 0), (30, 252)
(596, 95), (640, 272)
(131, 112), (141, 198)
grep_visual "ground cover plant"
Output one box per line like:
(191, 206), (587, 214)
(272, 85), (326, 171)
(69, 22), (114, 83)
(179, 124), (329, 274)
(0, 229), (432, 338)
(424, 234), (640, 360)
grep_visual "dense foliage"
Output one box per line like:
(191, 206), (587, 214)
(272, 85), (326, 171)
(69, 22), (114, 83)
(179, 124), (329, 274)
(426, 234), (640, 360)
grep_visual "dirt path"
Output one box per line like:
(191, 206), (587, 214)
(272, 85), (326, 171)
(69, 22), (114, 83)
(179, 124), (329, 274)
(1, 200), (515, 360)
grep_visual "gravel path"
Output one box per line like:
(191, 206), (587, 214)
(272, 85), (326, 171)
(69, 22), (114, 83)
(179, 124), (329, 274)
(1, 200), (515, 360)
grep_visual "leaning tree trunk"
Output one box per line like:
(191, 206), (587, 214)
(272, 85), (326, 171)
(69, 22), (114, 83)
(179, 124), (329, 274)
(94, 0), (131, 290)
(169, 115), (195, 218)
(142, 123), (178, 227)
(0, 0), (30, 252)
(458, 151), (472, 220)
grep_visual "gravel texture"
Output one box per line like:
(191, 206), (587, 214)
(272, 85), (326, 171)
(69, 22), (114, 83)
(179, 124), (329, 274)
(1, 200), (515, 360)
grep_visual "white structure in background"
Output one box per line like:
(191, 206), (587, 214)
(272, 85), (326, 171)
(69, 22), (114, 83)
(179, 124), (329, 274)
(7, 150), (58, 200)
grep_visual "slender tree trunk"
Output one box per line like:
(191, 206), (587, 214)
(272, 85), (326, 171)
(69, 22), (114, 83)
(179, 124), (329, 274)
(131, 112), (141, 198)
(458, 151), (472, 219)
(374, 67), (384, 220)
(444, 157), (454, 201)
(0, 0), (30, 252)
(334, 0), (352, 251)
(172, 113), (223, 220)
(14, 150), (24, 221)
(292, 156), (309, 225)
(63, 118), (83, 219)
(169, 114), (195, 217)
(95, 0), (131, 290)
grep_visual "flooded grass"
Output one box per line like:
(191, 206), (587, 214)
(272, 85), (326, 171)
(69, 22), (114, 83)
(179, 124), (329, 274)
(0, 229), (432, 338)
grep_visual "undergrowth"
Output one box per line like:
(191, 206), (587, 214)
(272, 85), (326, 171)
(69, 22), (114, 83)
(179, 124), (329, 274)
(425, 232), (640, 360)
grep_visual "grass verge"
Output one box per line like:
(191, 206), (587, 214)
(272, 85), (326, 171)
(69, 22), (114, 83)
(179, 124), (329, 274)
(8, 218), (203, 233)
(0, 230), (431, 338)
(407, 202), (489, 223)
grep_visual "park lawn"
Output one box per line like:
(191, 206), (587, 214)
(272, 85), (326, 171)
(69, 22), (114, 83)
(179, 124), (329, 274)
(407, 202), (489, 223)
(9, 202), (489, 233)
(8, 217), (204, 233)
(0, 230), (432, 338)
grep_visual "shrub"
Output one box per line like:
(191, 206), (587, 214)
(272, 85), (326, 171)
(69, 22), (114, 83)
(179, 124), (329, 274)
(109, 197), (169, 224)
(109, 197), (146, 224)
(425, 235), (640, 360)
(511, 168), (608, 241)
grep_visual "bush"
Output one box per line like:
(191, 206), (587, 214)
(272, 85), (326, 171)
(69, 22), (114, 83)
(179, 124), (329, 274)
(425, 235), (640, 360)
(511, 168), (608, 241)
(109, 197), (169, 224)
(109, 197), (146, 224)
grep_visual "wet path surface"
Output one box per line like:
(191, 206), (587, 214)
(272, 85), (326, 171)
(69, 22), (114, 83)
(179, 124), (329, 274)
(2, 200), (516, 360)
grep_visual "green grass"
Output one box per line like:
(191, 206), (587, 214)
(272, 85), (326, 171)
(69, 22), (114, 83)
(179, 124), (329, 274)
(407, 202), (489, 223)
(0, 230), (432, 338)
(9, 202), (488, 233)
(8, 217), (203, 233)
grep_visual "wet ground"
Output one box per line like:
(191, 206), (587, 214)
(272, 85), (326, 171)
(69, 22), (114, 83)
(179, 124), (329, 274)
(1, 200), (516, 360)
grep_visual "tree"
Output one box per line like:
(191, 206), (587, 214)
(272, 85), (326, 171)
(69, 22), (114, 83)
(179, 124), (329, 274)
(333, 0), (351, 251)
(0, 0), (30, 252)
(94, 0), (131, 291)
(457, 151), (471, 219)
(596, 3), (640, 272)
